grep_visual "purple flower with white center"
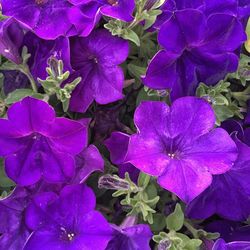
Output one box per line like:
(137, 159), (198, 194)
(23, 32), (71, 81)
(105, 132), (140, 182)
(143, 7), (246, 100)
(0, 97), (87, 186)
(212, 239), (250, 250)
(24, 184), (112, 250)
(106, 216), (152, 250)
(124, 97), (237, 203)
(0, 18), (24, 64)
(1, 0), (76, 40)
(0, 187), (31, 250)
(69, 30), (129, 113)
(186, 139), (250, 221)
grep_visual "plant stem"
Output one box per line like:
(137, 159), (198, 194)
(20, 65), (38, 93)
(184, 221), (198, 239)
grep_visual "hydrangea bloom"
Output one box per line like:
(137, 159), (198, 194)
(187, 139), (250, 220)
(0, 19), (24, 64)
(23, 32), (71, 81)
(125, 97), (237, 203)
(1, 0), (75, 40)
(106, 216), (152, 250)
(0, 97), (86, 186)
(70, 30), (129, 112)
(105, 131), (140, 182)
(143, 4), (246, 99)
(24, 184), (112, 250)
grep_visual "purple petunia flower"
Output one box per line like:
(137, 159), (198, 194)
(187, 138), (250, 221)
(23, 32), (71, 81)
(1, 1), (77, 40)
(124, 97), (237, 203)
(1, 70), (30, 95)
(69, 29), (129, 112)
(212, 239), (250, 250)
(24, 184), (112, 250)
(143, 4), (246, 100)
(105, 132), (140, 183)
(106, 216), (152, 250)
(0, 187), (31, 250)
(0, 97), (87, 186)
(0, 18), (24, 64)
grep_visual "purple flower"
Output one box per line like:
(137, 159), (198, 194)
(0, 187), (31, 250)
(0, 97), (87, 186)
(74, 144), (104, 183)
(143, 7), (246, 100)
(1, 1), (75, 40)
(0, 18), (24, 64)
(124, 97), (237, 203)
(24, 184), (112, 250)
(69, 0), (135, 33)
(99, 0), (135, 22)
(69, 30), (129, 112)
(212, 239), (250, 250)
(187, 138), (250, 221)
(23, 32), (71, 81)
(106, 216), (152, 250)
(2, 70), (30, 95)
(105, 132), (140, 183)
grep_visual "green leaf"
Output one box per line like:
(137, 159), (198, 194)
(245, 18), (250, 53)
(151, 213), (166, 232)
(127, 63), (146, 79)
(122, 29), (140, 46)
(0, 160), (15, 188)
(5, 89), (34, 105)
(166, 204), (184, 231)
(184, 239), (202, 250)
(136, 87), (160, 106)
(138, 172), (150, 188)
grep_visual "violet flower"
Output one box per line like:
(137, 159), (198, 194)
(125, 97), (237, 203)
(105, 132), (140, 183)
(1, 1), (76, 40)
(106, 216), (152, 250)
(143, 4), (246, 100)
(23, 32), (71, 81)
(0, 18), (24, 64)
(187, 139), (250, 221)
(24, 184), (112, 250)
(69, 29), (129, 112)
(212, 239), (250, 250)
(0, 187), (31, 250)
(0, 97), (87, 186)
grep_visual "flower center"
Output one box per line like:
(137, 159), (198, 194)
(168, 153), (176, 159)
(60, 227), (76, 242)
(35, 0), (48, 5)
(88, 55), (98, 64)
(67, 233), (75, 241)
(107, 0), (118, 6)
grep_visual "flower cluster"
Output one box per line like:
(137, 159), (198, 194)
(0, 0), (249, 249)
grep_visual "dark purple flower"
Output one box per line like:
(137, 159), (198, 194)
(1, 70), (30, 95)
(0, 97), (87, 186)
(99, 0), (135, 22)
(0, 187), (31, 250)
(1, 0), (75, 40)
(74, 144), (104, 183)
(69, 30), (129, 112)
(105, 132), (140, 183)
(0, 18), (24, 64)
(24, 184), (112, 250)
(212, 239), (250, 250)
(143, 7), (246, 100)
(187, 138), (250, 220)
(124, 97), (237, 203)
(23, 32), (71, 81)
(106, 216), (152, 250)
